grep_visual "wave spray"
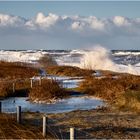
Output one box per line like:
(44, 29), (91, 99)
(79, 45), (140, 75)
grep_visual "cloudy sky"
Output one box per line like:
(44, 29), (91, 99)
(0, 1), (140, 50)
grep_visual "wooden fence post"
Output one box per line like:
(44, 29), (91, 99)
(70, 127), (75, 140)
(43, 116), (47, 137)
(13, 82), (15, 93)
(39, 77), (42, 86)
(0, 102), (1, 113)
(17, 106), (21, 123)
(30, 79), (33, 88)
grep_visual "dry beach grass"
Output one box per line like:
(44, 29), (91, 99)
(0, 60), (140, 138)
(48, 109), (140, 139)
(0, 113), (45, 139)
(29, 79), (69, 103)
(0, 61), (38, 79)
(46, 65), (94, 77)
(79, 74), (140, 112)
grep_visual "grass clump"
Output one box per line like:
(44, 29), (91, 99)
(46, 65), (94, 77)
(78, 74), (140, 112)
(29, 79), (68, 102)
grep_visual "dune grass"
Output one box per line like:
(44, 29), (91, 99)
(46, 65), (94, 77)
(116, 90), (140, 112)
(0, 113), (45, 139)
(78, 74), (140, 112)
(0, 79), (32, 98)
(0, 61), (39, 97)
(29, 79), (69, 102)
(0, 61), (38, 79)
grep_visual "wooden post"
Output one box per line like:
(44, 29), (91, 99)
(39, 77), (42, 86)
(0, 102), (1, 113)
(13, 82), (15, 93)
(43, 116), (47, 137)
(70, 128), (75, 140)
(30, 79), (33, 88)
(17, 106), (21, 123)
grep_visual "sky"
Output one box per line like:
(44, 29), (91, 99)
(0, 1), (140, 50)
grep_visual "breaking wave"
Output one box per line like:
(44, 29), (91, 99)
(79, 46), (140, 75)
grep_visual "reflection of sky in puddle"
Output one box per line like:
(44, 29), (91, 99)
(1, 96), (104, 114)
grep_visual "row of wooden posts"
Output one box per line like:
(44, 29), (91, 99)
(12, 77), (63, 92)
(12, 78), (42, 93)
(0, 102), (75, 139)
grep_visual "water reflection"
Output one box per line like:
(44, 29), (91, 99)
(1, 96), (104, 114)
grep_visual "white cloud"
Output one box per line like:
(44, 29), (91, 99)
(88, 16), (105, 30)
(34, 12), (59, 28)
(0, 13), (25, 26)
(0, 12), (140, 49)
(0, 13), (139, 32)
(71, 21), (85, 30)
(113, 16), (130, 26)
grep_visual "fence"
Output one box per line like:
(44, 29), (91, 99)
(0, 76), (75, 94)
(0, 101), (76, 139)
(0, 76), (87, 139)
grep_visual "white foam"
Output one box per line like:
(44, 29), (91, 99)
(79, 46), (140, 75)
(113, 51), (140, 56)
(0, 50), (47, 63)
(135, 63), (140, 67)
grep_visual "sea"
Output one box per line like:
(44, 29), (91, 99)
(0, 47), (140, 75)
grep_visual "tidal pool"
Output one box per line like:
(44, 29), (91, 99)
(1, 95), (104, 114)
